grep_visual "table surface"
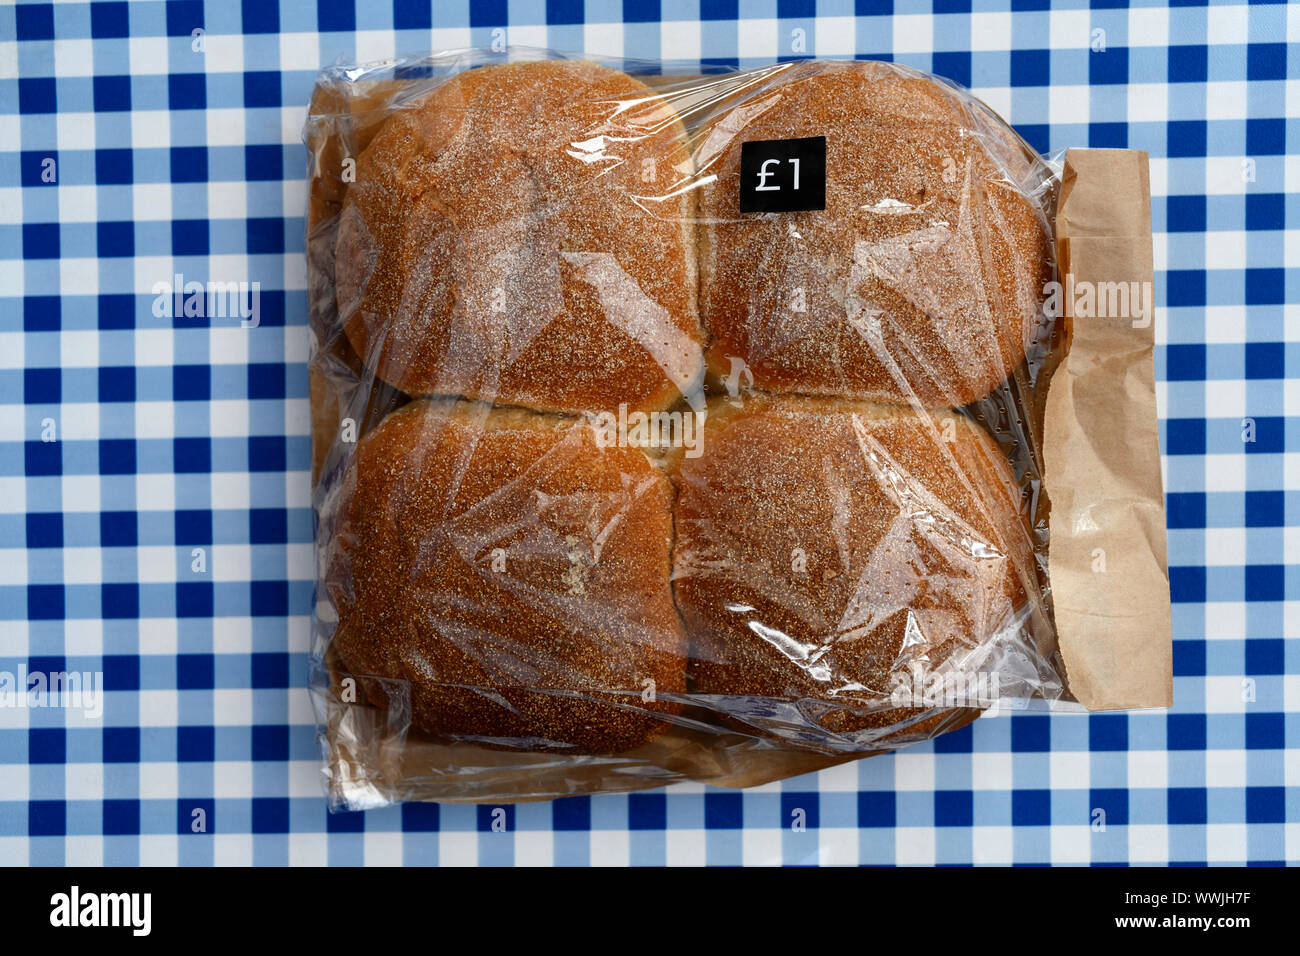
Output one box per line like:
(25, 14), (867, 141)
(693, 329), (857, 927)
(2, 0), (1296, 866)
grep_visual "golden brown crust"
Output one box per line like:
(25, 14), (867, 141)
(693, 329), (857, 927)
(670, 394), (1037, 746)
(329, 400), (687, 753)
(336, 60), (703, 414)
(696, 60), (1052, 408)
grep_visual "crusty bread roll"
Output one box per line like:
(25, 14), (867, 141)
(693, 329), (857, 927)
(697, 60), (1051, 408)
(329, 399), (687, 753)
(336, 60), (703, 414)
(670, 395), (1041, 746)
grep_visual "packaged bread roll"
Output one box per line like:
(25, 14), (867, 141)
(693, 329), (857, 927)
(670, 395), (1053, 750)
(327, 400), (687, 753)
(696, 59), (1053, 408)
(335, 60), (703, 414)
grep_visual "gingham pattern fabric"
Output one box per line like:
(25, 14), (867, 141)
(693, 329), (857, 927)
(1, 0), (1295, 866)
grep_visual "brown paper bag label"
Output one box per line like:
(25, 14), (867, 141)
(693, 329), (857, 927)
(1043, 148), (1174, 710)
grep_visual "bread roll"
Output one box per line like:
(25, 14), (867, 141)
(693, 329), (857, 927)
(670, 395), (1042, 746)
(697, 60), (1051, 407)
(329, 400), (687, 753)
(336, 60), (703, 414)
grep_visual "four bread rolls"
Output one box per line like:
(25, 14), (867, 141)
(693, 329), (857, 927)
(325, 60), (1050, 754)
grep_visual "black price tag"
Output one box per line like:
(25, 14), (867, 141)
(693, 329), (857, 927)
(738, 136), (826, 213)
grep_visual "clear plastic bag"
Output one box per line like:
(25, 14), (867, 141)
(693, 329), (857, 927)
(305, 49), (1070, 808)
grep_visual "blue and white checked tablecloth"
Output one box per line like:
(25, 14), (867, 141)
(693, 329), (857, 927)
(1, 0), (1296, 866)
